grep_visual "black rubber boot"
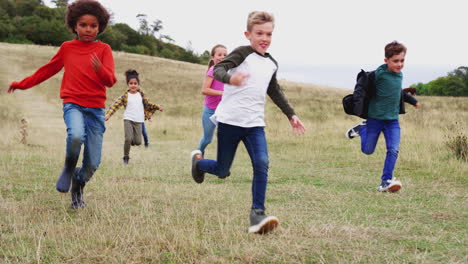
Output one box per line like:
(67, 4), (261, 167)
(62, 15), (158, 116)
(56, 156), (79, 193)
(70, 168), (86, 209)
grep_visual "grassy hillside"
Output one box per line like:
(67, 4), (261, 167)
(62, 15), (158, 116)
(0, 42), (467, 263)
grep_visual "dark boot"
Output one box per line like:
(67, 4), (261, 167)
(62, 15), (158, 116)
(70, 169), (86, 209)
(56, 156), (78, 193)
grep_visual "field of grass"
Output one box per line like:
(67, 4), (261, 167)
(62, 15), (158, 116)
(0, 42), (467, 263)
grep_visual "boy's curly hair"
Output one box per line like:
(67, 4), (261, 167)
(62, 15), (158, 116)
(65, 0), (110, 35)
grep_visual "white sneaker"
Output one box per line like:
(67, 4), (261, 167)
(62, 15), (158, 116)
(377, 178), (402, 192)
(346, 120), (366, 139)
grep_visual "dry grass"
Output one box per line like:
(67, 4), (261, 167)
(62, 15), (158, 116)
(0, 42), (467, 263)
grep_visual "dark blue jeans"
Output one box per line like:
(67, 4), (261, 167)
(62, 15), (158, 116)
(360, 118), (400, 183)
(142, 122), (148, 145)
(198, 123), (269, 210)
(63, 103), (105, 183)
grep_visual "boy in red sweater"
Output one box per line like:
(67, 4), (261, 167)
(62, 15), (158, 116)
(8, 0), (116, 209)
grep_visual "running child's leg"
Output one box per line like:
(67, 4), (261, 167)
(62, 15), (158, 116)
(360, 118), (382, 155)
(79, 107), (105, 183)
(243, 127), (269, 210)
(142, 122), (149, 146)
(243, 127), (279, 234)
(132, 122), (142, 146)
(197, 122), (242, 178)
(57, 103), (85, 193)
(381, 120), (400, 183)
(123, 120), (133, 162)
(198, 106), (216, 154)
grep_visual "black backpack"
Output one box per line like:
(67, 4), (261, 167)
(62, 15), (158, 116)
(342, 70), (375, 119)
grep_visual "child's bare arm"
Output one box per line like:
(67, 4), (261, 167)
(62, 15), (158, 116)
(201, 76), (223, 96)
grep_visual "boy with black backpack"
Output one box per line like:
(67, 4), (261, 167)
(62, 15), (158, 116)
(345, 41), (419, 192)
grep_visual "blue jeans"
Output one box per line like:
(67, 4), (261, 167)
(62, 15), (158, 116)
(142, 122), (148, 145)
(198, 123), (269, 210)
(360, 118), (400, 183)
(198, 106), (216, 153)
(63, 103), (105, 183)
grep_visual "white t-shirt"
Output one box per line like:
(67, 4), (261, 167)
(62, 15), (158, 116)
(211, 52), (277, 127)
(123, 92), (144, 123)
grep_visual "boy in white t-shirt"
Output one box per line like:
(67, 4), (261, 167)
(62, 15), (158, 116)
(106, 69), (163, 164)
(190, 11), (306, 234)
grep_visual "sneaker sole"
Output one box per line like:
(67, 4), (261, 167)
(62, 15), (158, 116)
(378, 183), (402, 192)
(387, 184), (401, 192)
(190, 150), (204, 184)
(248, 216), (279, 234)
(345, 129), (357, 139)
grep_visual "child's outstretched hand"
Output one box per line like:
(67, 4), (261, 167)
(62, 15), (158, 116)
(229, 72), (250, 86)
(7, 82), (21, 93)
(91, 53), (102, 72)
(105, 115), (110, 121)
(289, 115), (306, 135)
(158, 106), (164, 112)
(414, 103), (420, 109)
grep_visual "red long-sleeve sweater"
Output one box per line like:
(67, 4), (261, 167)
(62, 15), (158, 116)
(10, 40), (117, 108)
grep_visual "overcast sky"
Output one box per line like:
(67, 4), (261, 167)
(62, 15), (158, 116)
(43, 0), (467, 66)
(43, 0), (467, 87)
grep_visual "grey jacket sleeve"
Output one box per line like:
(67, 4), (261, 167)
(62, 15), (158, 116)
(214, 46), (253, 84)
(267, 72), (296, 119)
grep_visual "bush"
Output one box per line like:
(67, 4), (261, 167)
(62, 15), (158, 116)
(121, 44), (150, 55)
(445, 123), (468, 162)
(3, 36), (34, 44)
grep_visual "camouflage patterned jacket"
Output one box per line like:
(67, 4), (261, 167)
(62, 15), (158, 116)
(105, 90), (161, 120)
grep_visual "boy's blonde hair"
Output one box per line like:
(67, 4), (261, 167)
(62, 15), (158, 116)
(247, 11), (275, 32)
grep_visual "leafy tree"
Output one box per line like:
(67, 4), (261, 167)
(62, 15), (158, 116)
(137, 14), (150, 35)
(15, 15), (42, 41)
(0, 7), (12, 39)
(99, 25), (128, 50)
(35, 18), (72, 45)
(449, 66), (468, 96)
(34, 5), (56, 20)
(14, 0), (42, 17)
(199, 50), (210, 65)
(0, 0), (209, 65)
(51, 0), (68, 8)
(112, 23), (141, 46)
(151, 19), (163, 36)
(411, 66), (468, 97)
(160, 34), (174, 43)
(0, 0), (15, 17)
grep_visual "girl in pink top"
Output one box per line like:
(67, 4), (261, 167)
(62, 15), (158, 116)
(197, 44), (227, 155)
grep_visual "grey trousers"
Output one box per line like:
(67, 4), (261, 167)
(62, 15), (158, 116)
(124, 119), (142, 158)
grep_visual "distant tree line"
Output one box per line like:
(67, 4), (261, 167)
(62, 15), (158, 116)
(0, 0), (210, 64)
(411, 66), (468, 97)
